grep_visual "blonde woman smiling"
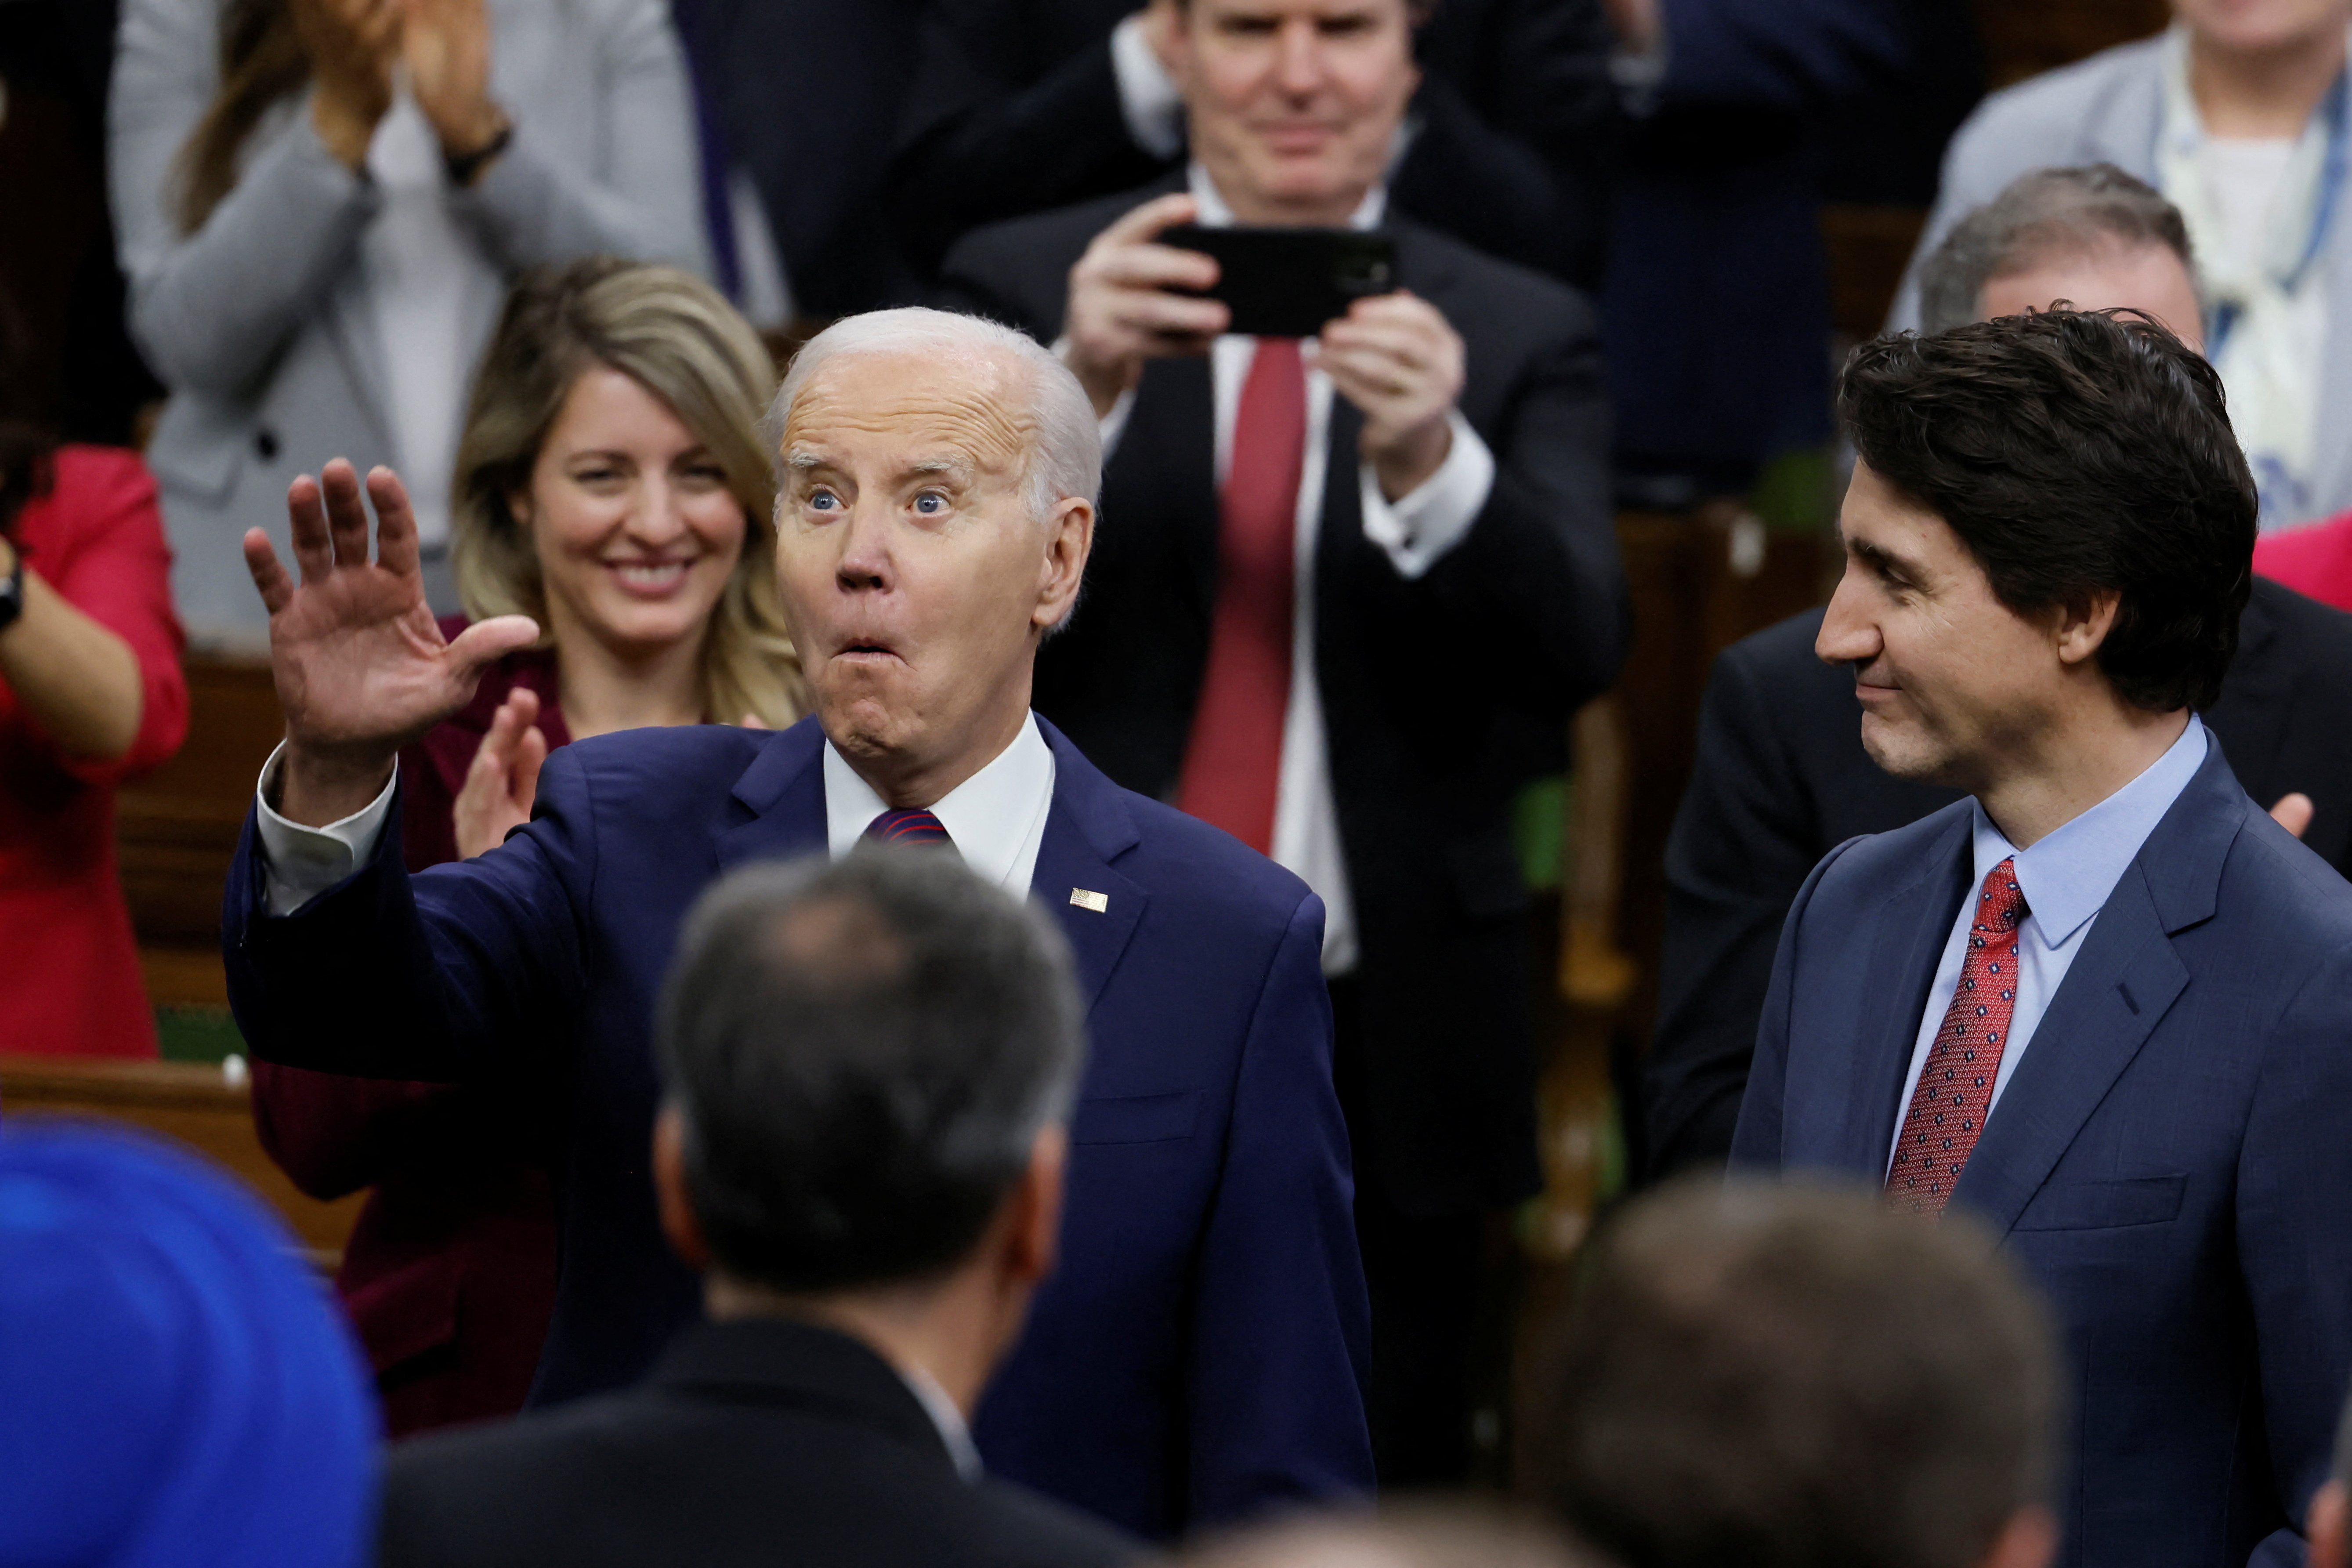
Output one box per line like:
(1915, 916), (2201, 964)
(252, 258), (803, 1433)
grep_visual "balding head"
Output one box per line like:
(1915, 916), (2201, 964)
(764, 309), (1099, 808)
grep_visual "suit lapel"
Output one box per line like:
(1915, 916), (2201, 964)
(1031, 720), (1147, 1016)
(1795, 811), (1975, 1175)
(1951, 868), (2188, 1233)
(1121, 355), (1220, 626)
(715, 719), (829, 872)
(1952, 742), (2245, 1234)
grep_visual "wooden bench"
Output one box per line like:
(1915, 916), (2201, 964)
(0, 1053), (362, 1266)
(118, 654), (283, 1013)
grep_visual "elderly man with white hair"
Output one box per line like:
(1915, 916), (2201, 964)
(221, 308), (1374, 1538)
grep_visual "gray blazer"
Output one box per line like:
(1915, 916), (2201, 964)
(1887, 34), (2352, 525)
(110, 0), (712, 648)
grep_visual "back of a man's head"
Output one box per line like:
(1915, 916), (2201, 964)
(1536, 1179), (2060, 1568)
(1918, 165), (2193, 335)
(656, 850), (1085, 1293)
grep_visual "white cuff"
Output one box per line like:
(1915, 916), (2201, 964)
(1110, 13), (1185, 160)
(1357, 412), (1495, 579)
(254, 742), (399, 916)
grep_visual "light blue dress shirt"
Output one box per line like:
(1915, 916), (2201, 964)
(1884, 715), (2211, 1174)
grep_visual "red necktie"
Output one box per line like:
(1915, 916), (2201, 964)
(1176, 338), (1307, 855)
(862, 808), (953, 849)
(1887, 858), (2028, 1218)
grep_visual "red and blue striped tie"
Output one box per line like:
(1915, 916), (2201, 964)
(862, 808), (953, 850)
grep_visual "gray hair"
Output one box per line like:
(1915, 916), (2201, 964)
(656, 850), (1086, 1294)
(760, 307), (1103, 528)
(1918, 163), (2196, 335)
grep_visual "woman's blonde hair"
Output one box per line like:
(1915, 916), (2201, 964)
(452, 258), (805, 728)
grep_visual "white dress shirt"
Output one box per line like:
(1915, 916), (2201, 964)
(1885, 716), (2210, 1174)
(251, 717), (1058, 916)
(1095, 166), (1497, 974)
(821, 713), (1056, 893)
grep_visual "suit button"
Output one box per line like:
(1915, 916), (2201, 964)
(254, 428), (280, 462)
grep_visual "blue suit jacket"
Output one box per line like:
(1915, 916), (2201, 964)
(224, 716), (1373, 1539)
(1732, 740), (2352, 1568)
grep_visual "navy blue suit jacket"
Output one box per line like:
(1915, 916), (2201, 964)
(224, 716), (1373, 1539)
(1731, 740), (2352, 1568)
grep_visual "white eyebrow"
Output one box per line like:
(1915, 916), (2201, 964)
(783, 449), (821, 471)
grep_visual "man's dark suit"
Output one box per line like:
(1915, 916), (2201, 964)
(939, 180), (1624, 1219)
(1646, 578), (2352, 1176)
(937, 180), (1624, 1481)
(380, 1318), (1139, 1568)
(224, 717), (1372, 1539)
(1730, 739), (2352, 1568)
(886, 0), (1622, 289)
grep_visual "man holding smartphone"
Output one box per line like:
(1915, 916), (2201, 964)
(937, 0), (1626, 1488)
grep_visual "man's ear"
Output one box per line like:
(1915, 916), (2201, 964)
(1004, 1123), (1069, 1288)
(1034, 497), (1095, 633)
(2053, 589), (2122, 669)
(651, 1102), (712, 1273)
(2309, 1477), (2349, 1568)
(1978, 1505), (2058, 1568)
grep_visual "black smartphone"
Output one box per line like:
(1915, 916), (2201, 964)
(1160, 225), (1401, 337)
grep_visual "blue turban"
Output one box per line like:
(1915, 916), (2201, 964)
(0, 1121), (379, 1568)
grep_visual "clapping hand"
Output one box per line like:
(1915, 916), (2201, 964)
(402, 0), (506, 170)
(452, 688), (547, 858)
(244, 460), (538, 828)
(294, 0), (402, 169)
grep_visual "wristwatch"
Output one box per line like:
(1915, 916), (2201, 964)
(444, 112), (515, 189)
(0, 541), (25, 634)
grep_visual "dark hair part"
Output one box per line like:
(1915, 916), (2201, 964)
(176, 0), (309, 234)
(1841, 310), (2254, 712)
(1534, 1178), (2059, 1568)
(1918, 163), (2193, 336)
(657, 851), (1086, 1294)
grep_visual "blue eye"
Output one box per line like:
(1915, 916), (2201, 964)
(914, 492), (946, 515)
(808, 491), (839, 512)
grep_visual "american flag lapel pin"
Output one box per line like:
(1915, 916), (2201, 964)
(1069, 888), (1110, 913)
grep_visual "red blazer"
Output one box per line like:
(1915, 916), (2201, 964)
(0, 447), (187, 1056)
(252, 632), (566, 1435)
(2254, 511), (2352, 614)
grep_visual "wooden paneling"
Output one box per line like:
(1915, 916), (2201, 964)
(0, 1054), (361, 1264)
(1822, 204), (1931, 340)
(117, 655), (281, 1009)
(1975, 0), (2167, 91)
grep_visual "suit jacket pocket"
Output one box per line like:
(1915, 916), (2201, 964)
(1071, 1090), (1199, 1145)
(2013, 1173), (2188, 1231)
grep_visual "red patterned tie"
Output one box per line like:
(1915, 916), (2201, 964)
(1887, 858), (2028, 1218)
(862, 808), (953, 849)
(1176, 337), (1307, 855)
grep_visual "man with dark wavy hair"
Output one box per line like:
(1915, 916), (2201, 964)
(1733, 310), (2352, 1568)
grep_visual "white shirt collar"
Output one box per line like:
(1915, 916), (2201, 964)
(898, 1362), (984, 1482)
(821, 713), (1056, 893)
(1969, 713), (2210, 945)
(1185, 161), (1387, 231)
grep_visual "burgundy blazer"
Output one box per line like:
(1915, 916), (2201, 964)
(251, 626), (568, 1435)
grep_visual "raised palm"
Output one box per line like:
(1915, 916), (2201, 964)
(245, 460), (538, 778)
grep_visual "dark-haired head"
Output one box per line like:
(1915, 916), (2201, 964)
(653, 849), (1084, 1296)
(1821, 310), (2254, 797)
